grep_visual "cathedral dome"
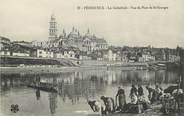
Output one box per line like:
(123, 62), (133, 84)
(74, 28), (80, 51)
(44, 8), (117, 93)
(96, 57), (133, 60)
(84, 29), (93, 38)
(59, 29), (66, 39)
(68, 27), (80, 38)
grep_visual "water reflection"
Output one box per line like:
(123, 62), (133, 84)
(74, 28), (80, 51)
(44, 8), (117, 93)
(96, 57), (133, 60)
(0, 69), (181, 116)
(49, 92), (57, 116)
(36, 89), (40, 100)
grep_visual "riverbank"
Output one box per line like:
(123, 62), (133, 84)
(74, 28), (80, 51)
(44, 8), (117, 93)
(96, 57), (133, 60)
(1, 61), (180, 74)
(0, 66), (107, 74)
(0, 63), (169, 74)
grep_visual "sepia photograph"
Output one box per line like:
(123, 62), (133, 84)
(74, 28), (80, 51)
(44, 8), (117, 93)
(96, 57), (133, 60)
(0, 0), (184, 116)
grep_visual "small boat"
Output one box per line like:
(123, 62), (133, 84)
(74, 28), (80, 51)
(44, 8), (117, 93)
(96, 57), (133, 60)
(27, 82), (58, 93)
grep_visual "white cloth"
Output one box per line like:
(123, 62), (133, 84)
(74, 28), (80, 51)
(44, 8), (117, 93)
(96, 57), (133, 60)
(172, 89), (183, 94)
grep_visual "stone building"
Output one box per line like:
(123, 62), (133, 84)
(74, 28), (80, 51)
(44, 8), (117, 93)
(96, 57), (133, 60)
(82, 29), (107, 52)
(0, 36), (11, 56)
(32, 15), (108, 54)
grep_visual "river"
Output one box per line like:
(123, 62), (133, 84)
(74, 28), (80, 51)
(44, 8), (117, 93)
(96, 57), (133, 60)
(0, 69), (182, 116)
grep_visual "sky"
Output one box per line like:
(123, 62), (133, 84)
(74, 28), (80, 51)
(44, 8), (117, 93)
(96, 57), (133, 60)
(0, 0), (184, 48)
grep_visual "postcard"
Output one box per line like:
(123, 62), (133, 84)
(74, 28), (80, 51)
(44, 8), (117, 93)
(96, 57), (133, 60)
(0, 0), (184, 116)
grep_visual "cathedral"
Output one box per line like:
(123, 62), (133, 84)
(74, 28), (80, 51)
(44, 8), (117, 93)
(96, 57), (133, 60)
(33, 15), (108, 53)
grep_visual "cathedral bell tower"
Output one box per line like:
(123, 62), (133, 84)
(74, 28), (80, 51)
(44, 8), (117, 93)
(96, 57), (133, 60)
(49, 14), (57, 41)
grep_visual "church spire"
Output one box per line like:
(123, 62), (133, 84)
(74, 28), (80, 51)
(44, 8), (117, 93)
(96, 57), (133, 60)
(72, 26), (75, 32)
(85, 28), (92, 38)
(51, 14), (55, 20)
(78, 31), (80, 36)
(87, 28), (90, 34)
(63, 29), (66, 37)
